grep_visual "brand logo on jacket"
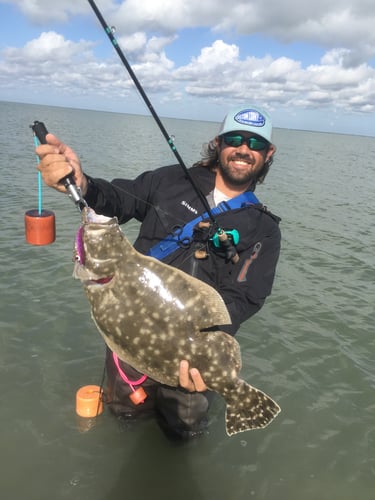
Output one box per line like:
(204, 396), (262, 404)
(181, 200), (198, 215)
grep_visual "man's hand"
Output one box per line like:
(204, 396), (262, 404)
(36, 134), (87, 194)
(179, 360), (207, 392)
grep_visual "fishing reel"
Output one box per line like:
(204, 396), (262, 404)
(211, 229), (239, 249)
(212, 228), (240, 263)
(193, 222), (240, 263)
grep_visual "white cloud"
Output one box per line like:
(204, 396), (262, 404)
(173, 40), (375, 113)
(2, 0), (375, 127)
(5, 0), (375, 42)
(0, 31), (126, 97)
(2, 29), (375, 114)
(174, 40), (240, 77)
(0, 29), (175, 96)
(117, 32), (177, 64)
(1, 0), (90, 23)
(2, 31), (93, 63)
(5, 0), (375, 66)
(105, 0), (375, 65)
(118, 32), (148, 56)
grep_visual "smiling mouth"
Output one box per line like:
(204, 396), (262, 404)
(230, 159), (254, 169)
(232, 159), (250, 165)
(229, 156), (253, 166)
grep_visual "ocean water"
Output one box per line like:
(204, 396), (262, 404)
(0, 100), (374, 500)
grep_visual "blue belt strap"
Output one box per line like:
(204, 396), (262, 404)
(147, 191), (260, 260)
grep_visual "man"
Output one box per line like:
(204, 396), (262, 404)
(37, 105), (281, 439)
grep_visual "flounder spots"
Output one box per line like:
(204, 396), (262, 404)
(79, 212), (280, 435)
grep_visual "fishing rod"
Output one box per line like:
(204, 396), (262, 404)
(87, 0), (218, 229)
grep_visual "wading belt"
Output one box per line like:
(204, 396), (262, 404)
(147, 191), (260, 261)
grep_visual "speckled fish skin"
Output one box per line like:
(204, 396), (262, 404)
(74, 208), (280, 435)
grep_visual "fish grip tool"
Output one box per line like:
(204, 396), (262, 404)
(31, 121), (88, 211)
(87, 0), (240, 264)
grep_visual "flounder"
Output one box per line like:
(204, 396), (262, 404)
(74, 208), (280, 435)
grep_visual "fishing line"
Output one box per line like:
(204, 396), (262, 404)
(33, 134), (43, 215)
(95, 177), (199, 235)
(24, 128), (56, 246)
(87, 0), (219, 230)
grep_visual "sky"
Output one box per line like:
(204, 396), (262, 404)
(1, 0), (375, 136)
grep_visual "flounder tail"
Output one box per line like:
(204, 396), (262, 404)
(224, 379), (281, 436)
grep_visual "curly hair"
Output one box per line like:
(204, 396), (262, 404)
(192, 137), (274, 185)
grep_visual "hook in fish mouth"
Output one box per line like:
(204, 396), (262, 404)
(73, 260), (114, 287)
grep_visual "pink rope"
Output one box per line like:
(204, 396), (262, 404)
(112, 352), (147, 392)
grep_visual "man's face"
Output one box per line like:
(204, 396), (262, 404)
(216, 132), (275, 187)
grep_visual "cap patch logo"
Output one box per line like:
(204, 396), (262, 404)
(234, 109), (265, 128)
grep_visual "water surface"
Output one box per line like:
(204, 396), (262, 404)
(1, 101), (374, 499)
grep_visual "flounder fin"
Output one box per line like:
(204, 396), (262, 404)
(189, 280), (232, 329)
(224, 380), (281, 436)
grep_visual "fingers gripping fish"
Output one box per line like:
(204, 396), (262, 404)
(73, 208), (280, 436)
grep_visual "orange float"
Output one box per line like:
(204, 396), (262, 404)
(24, 209), (56, 246)
(129, 386), (147, 405)
(76, 385), (104, 418)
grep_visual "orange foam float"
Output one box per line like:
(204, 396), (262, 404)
(24, 209), (56, 246)
(129, 386), (147, 405)
(76, 385), (104, 418)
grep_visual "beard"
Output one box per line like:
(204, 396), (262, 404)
(218, 153), (262, 187)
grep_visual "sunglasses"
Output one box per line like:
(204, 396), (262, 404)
(222, 134), (269, 151)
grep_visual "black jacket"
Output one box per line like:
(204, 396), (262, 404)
(85, 164), (281, 335)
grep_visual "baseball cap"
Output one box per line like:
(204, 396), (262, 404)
(218, 105), (272, 143)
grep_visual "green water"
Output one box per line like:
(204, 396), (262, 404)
(0, 101), (374, 499)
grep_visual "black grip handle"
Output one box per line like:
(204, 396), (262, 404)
(31, 120), (86, 209)
(31, 121), (49, 144)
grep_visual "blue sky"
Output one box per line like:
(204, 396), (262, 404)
(1, 0), (375, 136)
